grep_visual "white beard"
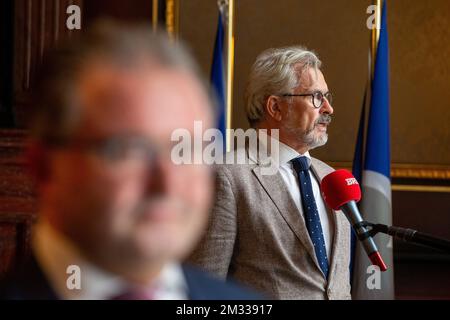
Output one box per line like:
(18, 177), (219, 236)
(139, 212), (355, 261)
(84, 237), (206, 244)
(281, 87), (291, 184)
(302, 129), (328, 150)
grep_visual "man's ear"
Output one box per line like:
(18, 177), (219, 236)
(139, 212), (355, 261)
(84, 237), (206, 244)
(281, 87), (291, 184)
(25, 141), (51, 184)
(265, 95), (283, 122)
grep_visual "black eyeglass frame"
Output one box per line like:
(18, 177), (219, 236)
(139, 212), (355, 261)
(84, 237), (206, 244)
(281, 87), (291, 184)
(281, 91), (333, 109)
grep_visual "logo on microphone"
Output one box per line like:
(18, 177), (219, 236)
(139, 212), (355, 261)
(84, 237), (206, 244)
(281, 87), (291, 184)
(345, 178), (358, 186)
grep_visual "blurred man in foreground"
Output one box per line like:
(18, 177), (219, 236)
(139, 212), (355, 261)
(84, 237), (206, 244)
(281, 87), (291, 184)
(0, 21), (258, 300)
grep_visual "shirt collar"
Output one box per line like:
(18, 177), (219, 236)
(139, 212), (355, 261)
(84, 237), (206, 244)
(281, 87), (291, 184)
(256, 132), (311, 166)
(278, 140), (311, 166)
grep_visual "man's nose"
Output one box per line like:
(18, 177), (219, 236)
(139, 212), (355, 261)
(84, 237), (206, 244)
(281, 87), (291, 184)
(144, 157), (172, 196)
(320, 97), (333, 115)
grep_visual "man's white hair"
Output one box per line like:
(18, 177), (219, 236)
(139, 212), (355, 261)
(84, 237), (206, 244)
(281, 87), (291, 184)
(245, 46), (322, 126)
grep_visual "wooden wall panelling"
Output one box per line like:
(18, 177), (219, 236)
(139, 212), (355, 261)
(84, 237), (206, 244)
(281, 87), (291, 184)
(13, 0), (83, 127)
(0, 129), (36, 276)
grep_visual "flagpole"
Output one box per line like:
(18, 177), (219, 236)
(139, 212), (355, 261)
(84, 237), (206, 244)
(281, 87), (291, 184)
(165, 0), (179, 42)
(226, 0), (235, 152)
(370, 0), (382, 80)
(152, 0), (159, 32)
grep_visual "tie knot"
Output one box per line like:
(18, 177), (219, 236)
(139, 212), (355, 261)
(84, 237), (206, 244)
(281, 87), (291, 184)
(291, 156), (311, 172)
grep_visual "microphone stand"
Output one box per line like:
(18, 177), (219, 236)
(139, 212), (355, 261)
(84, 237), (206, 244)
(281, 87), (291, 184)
(360, 221), (450, 254)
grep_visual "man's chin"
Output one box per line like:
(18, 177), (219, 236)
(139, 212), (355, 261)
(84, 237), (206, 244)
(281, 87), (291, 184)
(133, 227), (195, 260)
(306, 133), (328, 150)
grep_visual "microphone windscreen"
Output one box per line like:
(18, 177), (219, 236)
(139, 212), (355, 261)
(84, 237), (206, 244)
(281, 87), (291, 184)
(320, 169), (361, 210)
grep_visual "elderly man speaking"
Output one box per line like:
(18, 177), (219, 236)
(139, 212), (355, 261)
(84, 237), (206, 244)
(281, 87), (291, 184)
(190, 46), (352, 300)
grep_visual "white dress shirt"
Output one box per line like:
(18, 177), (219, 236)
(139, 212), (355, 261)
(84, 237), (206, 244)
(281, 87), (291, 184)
(32, 219), (188, 300)
(276, 141), (334, 259)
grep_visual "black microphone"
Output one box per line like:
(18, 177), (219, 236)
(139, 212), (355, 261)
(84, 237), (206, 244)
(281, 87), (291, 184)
(372, 224), (450, 253)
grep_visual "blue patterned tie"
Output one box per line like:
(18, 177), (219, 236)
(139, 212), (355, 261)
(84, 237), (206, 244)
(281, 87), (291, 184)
(291, 156), (329, 279)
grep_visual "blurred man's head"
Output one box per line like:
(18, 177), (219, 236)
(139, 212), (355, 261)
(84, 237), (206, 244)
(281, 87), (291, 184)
(245, 46), (333, 154)
(29, 21), (214, 282)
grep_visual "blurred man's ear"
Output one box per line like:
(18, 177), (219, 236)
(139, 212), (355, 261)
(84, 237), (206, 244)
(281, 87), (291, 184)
(25, 141), (50, 185)
(265, 95), (283, 122)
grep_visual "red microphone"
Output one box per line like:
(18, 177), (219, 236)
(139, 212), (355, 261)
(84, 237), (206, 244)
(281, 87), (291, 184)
(321, 169), (387, 272)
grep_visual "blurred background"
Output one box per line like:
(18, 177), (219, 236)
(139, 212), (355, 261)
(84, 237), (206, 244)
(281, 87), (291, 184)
(0, 0), (449, 299)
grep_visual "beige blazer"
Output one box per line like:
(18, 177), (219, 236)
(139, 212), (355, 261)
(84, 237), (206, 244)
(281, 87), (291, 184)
(189, 146), (352, 300)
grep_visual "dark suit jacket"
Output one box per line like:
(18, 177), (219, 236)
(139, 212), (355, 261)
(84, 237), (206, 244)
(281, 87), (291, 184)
(0, 255), (261, 300)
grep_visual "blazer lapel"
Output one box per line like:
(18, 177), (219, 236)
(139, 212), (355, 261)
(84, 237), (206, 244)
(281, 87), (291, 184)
(252, 165), (321, 273)
(183, 265), (208, 300)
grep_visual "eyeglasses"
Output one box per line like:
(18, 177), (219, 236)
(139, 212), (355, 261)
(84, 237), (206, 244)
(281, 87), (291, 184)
(282, 91), (333, 109)
(51, 135), (161, 165)
(86, 136), (159, 164)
